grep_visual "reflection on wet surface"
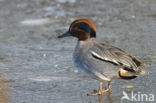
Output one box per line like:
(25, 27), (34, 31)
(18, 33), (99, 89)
(96, 91), (112, 103)
(0, 0), (156, 103)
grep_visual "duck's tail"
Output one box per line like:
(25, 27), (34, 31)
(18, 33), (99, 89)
(139, 70), (149, 75)
(118, 68), (148, 80)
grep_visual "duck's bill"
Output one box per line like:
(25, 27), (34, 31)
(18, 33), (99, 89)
(58, 31), (71, 38)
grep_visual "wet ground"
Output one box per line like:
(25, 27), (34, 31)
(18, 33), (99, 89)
(0, 0), (156, 103)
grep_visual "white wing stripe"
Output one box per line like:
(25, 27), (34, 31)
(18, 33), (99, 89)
(91, 51), (119, 65)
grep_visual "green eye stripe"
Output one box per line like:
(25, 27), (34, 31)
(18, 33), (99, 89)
(74, 22), (91, 36)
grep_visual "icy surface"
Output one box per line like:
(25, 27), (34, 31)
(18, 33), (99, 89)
(0, 0), (156, 103)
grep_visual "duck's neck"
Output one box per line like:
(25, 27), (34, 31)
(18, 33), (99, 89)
(78, 38), (96, 48)
(78, 34), (90, 41)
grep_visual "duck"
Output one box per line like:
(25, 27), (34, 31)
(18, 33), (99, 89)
(58, 19), (147, 96)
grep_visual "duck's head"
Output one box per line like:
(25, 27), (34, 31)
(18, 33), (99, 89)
(58, 19), (96, 41)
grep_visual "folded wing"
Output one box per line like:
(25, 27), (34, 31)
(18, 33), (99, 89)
(90, 43), (146, 78)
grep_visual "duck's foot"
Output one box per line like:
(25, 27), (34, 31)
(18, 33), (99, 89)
(102, 87), (110, 93)
(87, 87), (110, 96)
(87, 90), (102, 96)
(87, 81), (111, 96)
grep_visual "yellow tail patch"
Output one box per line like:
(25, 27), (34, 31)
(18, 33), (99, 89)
(119, 69), (134, 77)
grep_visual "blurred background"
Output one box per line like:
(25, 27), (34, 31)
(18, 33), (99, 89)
(0, 0), (156, 103)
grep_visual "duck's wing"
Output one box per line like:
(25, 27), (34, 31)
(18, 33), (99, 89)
(90, 43), (146, 74)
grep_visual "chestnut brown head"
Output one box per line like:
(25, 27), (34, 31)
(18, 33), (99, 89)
(58, 19), (96, 40)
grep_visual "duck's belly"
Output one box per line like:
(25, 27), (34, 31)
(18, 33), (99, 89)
(73, 55), (98, 79)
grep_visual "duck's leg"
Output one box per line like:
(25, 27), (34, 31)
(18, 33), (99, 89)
(87, 80), (103, 96)
(102, 81), (111, 93)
